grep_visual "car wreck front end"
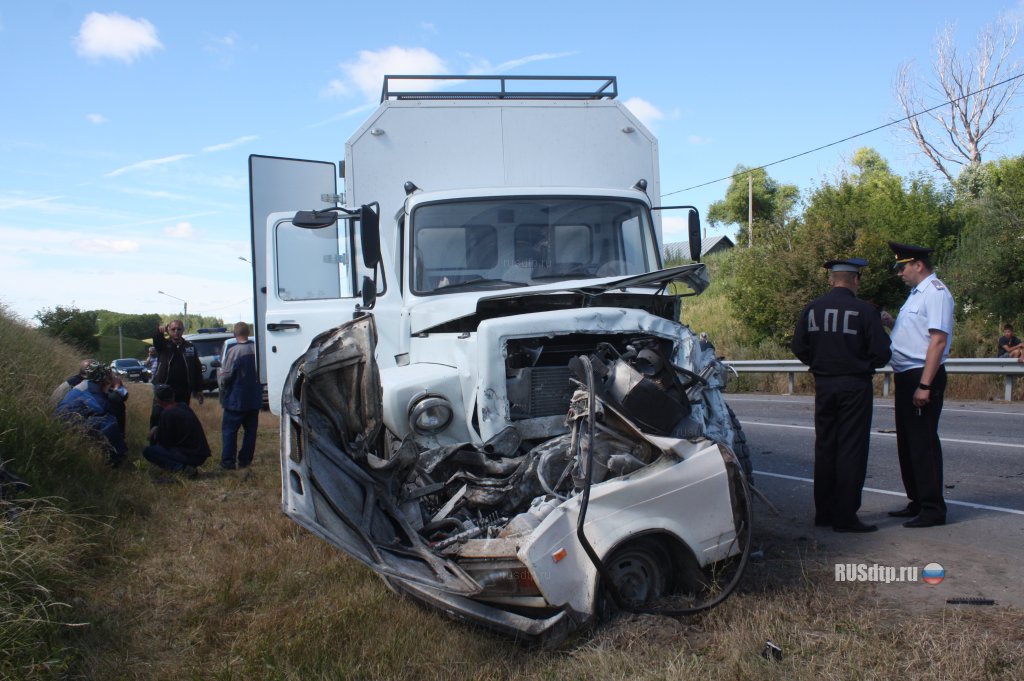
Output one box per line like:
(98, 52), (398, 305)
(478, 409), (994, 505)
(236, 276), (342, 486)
(279, 311), (751, 645)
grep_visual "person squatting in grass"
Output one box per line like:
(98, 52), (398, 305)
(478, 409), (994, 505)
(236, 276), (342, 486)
(143, 383), (211, 479)
(791, 258), (892, 533)
(218, 321), (262, 470)
(54, 361), (129, 466)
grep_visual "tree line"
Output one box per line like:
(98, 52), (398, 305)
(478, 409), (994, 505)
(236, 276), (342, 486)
(33, 306), (226, 353)
(703, 148), (1024, 354)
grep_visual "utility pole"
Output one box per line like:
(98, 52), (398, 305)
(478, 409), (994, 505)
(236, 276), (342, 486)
(748, 174), (753, 247)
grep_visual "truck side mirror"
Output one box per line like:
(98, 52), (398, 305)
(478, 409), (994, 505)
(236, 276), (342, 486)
(292, 211), (338, 229)
(688, 210), (702, 262)
(360, 204), (381, 268)
(360, 275), (377, 310)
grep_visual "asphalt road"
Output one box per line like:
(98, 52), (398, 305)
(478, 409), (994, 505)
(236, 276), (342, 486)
(728, 393), (1024, 608)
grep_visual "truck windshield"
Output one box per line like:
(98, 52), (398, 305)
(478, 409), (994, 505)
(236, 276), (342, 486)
(410, 197), (658, 295)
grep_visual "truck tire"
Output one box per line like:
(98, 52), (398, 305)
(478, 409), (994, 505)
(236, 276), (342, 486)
(727, 403), (753, 483)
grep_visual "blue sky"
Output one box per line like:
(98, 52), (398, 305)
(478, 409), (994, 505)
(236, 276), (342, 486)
(2, 1), (1022, 324)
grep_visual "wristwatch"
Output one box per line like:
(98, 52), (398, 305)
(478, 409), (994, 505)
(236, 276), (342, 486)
(918, 383), (931, 390)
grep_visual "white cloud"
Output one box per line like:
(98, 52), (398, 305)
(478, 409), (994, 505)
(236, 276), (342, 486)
(421, 22), (437, 33)
(336, 46), (449, 101)
(74, 237), (140, 253)
(661, 216), (690, 239)
(321, 79), (350, 98)
(87, 113), (109, 124)
(0, 194), (66, 210)
(210, 33), (235, 49)
(164, 222), (195, 238)
(687, 134), (713, 145)
(202, 135), (258, 152)
(0, 224), (253, 321)
(74, 12), (163, 64)
(308, 102), (377, 128)
(106, 154), (193, 177)
(468, 51), (577, 75)
(112, 187), (190, 202)
(623, 97), (664, 129)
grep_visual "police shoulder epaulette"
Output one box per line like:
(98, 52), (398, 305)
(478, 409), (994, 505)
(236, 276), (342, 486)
(932, 280), (946, 291)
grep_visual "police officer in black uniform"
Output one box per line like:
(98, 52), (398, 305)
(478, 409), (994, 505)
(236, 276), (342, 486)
(791, 258), (892, 532)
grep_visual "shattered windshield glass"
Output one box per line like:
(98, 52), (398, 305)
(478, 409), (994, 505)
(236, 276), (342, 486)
(410, 198), (659, 295)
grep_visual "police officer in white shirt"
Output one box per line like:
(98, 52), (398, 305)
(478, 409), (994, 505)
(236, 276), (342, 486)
(881, 241), (954, 528)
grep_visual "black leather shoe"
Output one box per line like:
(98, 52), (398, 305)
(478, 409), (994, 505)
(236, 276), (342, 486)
(814, 516), (832, 527)
(903, 516), (946, 528)
(887, 506), (919, 518)
(833, 520), (878, 533)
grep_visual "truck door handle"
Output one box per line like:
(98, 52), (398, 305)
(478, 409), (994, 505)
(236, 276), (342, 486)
(267, 322), (300, 331)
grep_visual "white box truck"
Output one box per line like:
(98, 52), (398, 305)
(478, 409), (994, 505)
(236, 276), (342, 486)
(249, 76), (752, 644)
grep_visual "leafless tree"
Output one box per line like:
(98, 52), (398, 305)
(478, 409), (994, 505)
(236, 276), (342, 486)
(895, 17), (1023, 183)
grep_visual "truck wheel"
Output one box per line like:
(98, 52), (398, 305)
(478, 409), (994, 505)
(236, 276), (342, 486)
(727, 403), (753, 482)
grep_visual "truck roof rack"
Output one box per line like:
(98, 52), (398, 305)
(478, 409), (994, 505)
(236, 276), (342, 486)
(381, 75), (617, 103)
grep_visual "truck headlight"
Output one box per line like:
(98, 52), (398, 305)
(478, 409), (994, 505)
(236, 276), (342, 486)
(408, 395), (453, 435)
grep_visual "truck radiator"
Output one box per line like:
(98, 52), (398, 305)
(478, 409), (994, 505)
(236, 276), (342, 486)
(508, 366), (574, 419)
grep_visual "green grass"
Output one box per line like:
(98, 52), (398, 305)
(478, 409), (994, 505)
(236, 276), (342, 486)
(96, 334), (149, 363)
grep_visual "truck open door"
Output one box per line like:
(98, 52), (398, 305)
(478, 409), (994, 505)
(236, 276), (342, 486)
(249, 155), (357, 414)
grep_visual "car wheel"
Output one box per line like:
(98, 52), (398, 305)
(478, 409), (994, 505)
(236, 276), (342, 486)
(604, 537), (672, 607)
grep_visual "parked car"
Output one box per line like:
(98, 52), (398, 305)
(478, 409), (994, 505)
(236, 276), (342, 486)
(110, 358), (150, 383)
(183, 328), (234, 391)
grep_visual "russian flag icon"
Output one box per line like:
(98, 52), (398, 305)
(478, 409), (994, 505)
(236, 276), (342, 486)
(923, 562), (945, 585)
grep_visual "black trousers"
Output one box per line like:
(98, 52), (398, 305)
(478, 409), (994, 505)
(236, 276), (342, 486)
(813, 375), (874, 525)
(893, 366), (947, 520)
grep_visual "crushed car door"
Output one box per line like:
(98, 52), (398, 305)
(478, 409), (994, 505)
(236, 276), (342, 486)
(282, 315), (479, 594)
(249, 155), (357, 414)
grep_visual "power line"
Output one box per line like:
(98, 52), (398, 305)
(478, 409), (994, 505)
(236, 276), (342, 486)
(661, 71), (1024, 198)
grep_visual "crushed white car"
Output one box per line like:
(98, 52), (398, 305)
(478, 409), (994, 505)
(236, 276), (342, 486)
(279, 270), (752, 645)
(253, 77), (754, 644)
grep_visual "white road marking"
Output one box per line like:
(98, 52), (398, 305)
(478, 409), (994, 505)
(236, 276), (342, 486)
(754, 470), (1024, 516)
(742, 420), (1024, 449)
(727, 395), (1024, 416)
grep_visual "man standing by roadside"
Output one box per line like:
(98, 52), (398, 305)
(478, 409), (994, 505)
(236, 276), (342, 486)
(151, 320), (204, 427)
(143, 346), (159, 380)
(881, 241), (954, 528)
(218, 322), (262, 470)
(792, 258), (892, 533)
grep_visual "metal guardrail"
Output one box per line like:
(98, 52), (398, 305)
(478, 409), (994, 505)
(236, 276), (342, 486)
(725, 358), (1024, 402)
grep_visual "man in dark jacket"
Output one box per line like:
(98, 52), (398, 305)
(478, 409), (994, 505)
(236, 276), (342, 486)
(218, 322), (263, 470)
(151, 320), (204, 427)
(791, 258), (892, 533)
(143, 384), (210, 478)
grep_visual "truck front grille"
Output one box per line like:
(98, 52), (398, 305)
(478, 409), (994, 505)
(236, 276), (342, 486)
(527, 366), (573, 418)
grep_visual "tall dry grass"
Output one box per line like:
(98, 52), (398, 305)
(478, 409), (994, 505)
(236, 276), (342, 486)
(0, 304), (161, 678)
